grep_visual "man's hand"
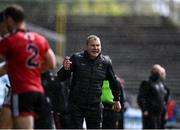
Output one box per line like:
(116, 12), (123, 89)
(63, 56), (72, 70)
(143, 111), (148, 116)
(114, 101), (121, 112)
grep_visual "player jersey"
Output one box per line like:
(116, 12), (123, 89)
(0, 29), (50, 94)
(0, 62), (10, 108)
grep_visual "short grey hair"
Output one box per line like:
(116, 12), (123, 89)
(86, 35), (101, 45)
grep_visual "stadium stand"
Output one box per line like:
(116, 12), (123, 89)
(65, 15), (180, 106)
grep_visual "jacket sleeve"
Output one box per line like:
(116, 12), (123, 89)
(57, 67), (71, 81)
(137, 80), (149, 112)
(120, 86), (127, 111)
(57, 56), (74, 81)
(164, 84), (170, 104)
(105, 56), (120, 101)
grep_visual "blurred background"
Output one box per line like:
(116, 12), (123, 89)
(1, 0), (180, 128)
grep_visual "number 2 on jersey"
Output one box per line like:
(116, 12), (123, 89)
(26, 44), (40, 68)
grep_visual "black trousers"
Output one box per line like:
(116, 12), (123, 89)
(117, 112), (124, 129)
(102, 109), (118, 129)
(70, 103), (102, 129)
(53, 112), (72, 129)
(34, 97), (53, 129)
(102, 103), (120, 129)
(143, 114), (162, 129)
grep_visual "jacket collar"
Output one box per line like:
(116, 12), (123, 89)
(84, 50), (102, 61)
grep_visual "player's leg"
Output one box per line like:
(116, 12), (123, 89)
(0, 106), (12, 129)
(11, 93), (38, 129)
(0, 85), (12, 129)
(13, 116), (33, 129)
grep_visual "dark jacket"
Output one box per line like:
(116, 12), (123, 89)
(119, 86), (127, 112)
(41, 71), (70, 113)
(57, 51), (120, 105)
(137, 80), (169, 115)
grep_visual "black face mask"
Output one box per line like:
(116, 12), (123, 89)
(149, 72), (160, 82)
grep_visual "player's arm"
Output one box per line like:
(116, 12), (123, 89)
(0, 53), (7, 76)
(41, 48), (57, 73)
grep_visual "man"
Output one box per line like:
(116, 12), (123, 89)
(101, 76), (126, 129)
(137, 64), (169, 129)
(0, 62), (12, 129)
(117, 78), (127, 129)
(0, 5), (56, 129)
(57, 35), (121, 129)
(159, 66), (170, 128)
(0, 12), (9, 109)
(101, 79), (118, 129)
(0, 10), (12, 129)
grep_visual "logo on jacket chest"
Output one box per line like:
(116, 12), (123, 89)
(97, 63), (104, 70)
(80, 63), (86, 66)
(79, 62), (104, 71)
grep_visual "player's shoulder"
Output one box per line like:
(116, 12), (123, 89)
(30, 32), (49, 50)
(29, 32), (46, 40)
(0, 33), (11, 41)
(0, 34), (11, 43)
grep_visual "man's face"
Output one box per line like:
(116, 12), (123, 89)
(87, 39), (101, 60)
